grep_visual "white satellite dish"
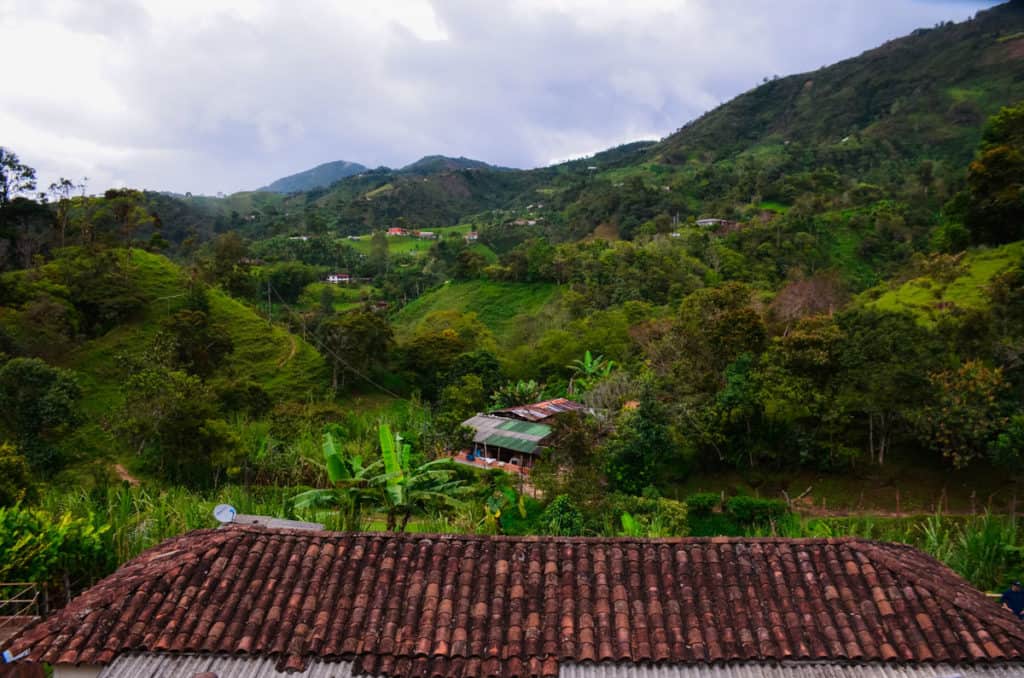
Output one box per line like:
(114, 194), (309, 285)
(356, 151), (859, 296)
(213, 504), (237, 524)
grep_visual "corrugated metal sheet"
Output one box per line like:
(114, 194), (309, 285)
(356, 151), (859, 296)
(483, 434), (538, 453)
(97, 657), (1024, 678)
(497, 420), (552, 437)
(97, 653), (354, 677)
(462, 414), (551, 454)
(492, 398), (586, 423)
(561, 663), (1024, 678)
(231, 515), (324, 531)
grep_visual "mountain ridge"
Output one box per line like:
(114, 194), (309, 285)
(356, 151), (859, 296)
(259, 159), (368, 193)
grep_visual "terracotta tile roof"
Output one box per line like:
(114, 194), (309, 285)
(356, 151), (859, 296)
(8, 528), (1024, 676)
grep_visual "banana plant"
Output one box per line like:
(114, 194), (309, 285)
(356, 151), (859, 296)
(375, 423), (468, 532)
(568, 350), (616, 395)
(482, 483), (527, 534)
(292, 432), (380, 531)
(490, 379), (545, 408)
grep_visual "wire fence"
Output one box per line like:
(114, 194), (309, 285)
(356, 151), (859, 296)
(0, 584), (38, 620)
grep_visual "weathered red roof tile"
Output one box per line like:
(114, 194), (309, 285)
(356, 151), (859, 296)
(7, 528), (1024, 677)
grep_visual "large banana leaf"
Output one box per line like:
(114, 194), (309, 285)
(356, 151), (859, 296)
(293, 488), (342, 510)
(323, 432), (347, 483)
(379, 423), (405, 506)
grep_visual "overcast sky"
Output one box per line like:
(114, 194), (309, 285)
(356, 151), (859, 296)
(0, 0), (997, 195)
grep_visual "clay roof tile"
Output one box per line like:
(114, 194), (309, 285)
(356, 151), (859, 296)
(8, 529), (1024, 678)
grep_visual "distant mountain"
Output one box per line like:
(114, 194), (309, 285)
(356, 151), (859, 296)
(398, 155), (509, 175)
(259, 160), (368, 193)
(652, 0), (1024, 168)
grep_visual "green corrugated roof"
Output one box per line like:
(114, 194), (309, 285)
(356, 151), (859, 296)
(481, 434), (539, 454)
(497, 420), (551, 437)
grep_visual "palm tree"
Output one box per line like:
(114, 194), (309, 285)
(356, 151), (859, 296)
(292, 432), (380, 531)
(375, 423), (468, 532)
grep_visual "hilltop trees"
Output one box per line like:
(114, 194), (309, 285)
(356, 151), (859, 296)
(964, 101), (1024, 244)
(0, 147), (36, 210)
(48, 178), (81, 248)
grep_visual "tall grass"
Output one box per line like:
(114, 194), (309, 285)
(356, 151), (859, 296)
(40, 485), (296, 565)
(758, 512), (1022, 591)
(919, 512), (1019, 590)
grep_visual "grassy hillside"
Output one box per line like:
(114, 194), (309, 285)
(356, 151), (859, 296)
(392, 280), (559, 341)
(343, 231), (498, 262)
(40, 250), (327, 463)
(63, 250), (324, 396)
(862, 241), (1024, 325)
(208, 291), (326, 396)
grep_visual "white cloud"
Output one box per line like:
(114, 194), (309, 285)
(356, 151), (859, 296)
(0, 0), (995, 194)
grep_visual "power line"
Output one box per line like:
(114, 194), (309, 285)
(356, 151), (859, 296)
(267, 281), (407, 401)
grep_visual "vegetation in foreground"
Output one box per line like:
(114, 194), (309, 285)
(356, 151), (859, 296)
(1, 3), (1024, 611)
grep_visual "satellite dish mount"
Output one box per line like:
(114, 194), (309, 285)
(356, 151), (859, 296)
(213, 504), (237, 524)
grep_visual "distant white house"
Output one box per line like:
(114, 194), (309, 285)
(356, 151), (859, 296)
(464, 231), (479, 242)
(288, 235), (310, 241)
(325, 273), (351, 284)
(696, 218), (729, 227)
(417, 231), (437, 240)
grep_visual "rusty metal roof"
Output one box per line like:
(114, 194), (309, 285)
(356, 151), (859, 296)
(491, 398), (586, 423)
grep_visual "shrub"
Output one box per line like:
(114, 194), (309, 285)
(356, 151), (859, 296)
(0, 443), (35, 507)
(0, 505), (111, 602)
(537, 495), (585, 536)
(685, 492), (721, 517)
(725, 496), (789, 527)
(608, 493), (688, 536)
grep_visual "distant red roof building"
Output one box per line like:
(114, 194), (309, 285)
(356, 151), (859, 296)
(387, 228), (408, 236)
(325, 272), (351, 284)
(7, 528), (1024, 677)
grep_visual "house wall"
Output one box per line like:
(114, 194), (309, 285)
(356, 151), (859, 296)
(0, 665), (45, 678)
(53, 665), (100, 678)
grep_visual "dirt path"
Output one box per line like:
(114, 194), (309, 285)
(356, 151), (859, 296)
(277, 334), (297, 367)
(113, 463), (140, 486)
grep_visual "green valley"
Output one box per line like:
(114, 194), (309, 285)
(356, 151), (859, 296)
(2, 0), (1024, 607)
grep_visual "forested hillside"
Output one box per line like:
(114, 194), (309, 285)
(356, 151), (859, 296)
(1, 1), (1024, 602)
